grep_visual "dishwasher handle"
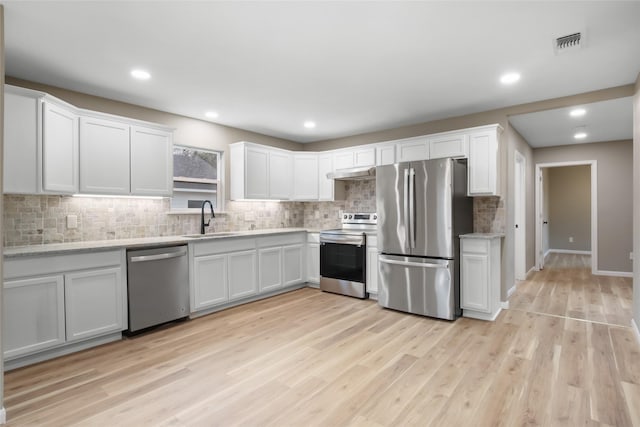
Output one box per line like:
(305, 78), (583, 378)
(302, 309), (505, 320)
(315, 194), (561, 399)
(129, 247), (187, 263)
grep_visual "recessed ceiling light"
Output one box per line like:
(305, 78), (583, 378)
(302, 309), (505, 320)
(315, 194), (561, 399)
(205, 111), (219, 119)
(304, 121), (316, 129)
(574, 126), (587, 139)
(569, 108), (586, 117)
(500, 72), (521, 85)
(130, 69), (151, 80)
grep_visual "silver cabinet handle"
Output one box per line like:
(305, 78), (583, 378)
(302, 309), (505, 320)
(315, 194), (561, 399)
(409, 167), (416, 249)
(379, 258), (448, 269)
(130, 249), (187, 263)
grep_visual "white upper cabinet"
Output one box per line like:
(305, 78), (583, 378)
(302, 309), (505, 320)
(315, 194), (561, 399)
(318, 153), (334, 201)
(3, 86), (41, 194)
(80, 117), (130, 195)
(230, 142), (294, 200)
(376, 144), (396, 166)
(395, 136), (429, 162)
(42, 100), (79, 194)
(130, 125), (173, 196)
(334, 147), (376, 170)
(269, 150), (293, 200)
(292, 153), (319, 200)
(429, 132), (468, 159)
(3, 85), (174, 197)
(467, 125), (501, 196)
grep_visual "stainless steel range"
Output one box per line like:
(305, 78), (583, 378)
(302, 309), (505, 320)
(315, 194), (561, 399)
(319, 212), (377, 299)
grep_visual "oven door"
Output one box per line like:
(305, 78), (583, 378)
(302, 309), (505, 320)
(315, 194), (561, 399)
(320, 240), (366, 298)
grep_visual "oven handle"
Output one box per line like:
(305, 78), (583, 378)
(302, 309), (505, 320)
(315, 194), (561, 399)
(320, 235), (365, 246)
(379, 258), (449, 269)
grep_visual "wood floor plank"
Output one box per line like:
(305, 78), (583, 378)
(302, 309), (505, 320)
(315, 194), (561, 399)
(3, 254), (638, 426)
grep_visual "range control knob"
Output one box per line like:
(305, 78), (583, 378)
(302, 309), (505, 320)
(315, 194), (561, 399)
(343, 214), (348, 220)
(373, 214), (377, 220)
(348, 214), (353, 219)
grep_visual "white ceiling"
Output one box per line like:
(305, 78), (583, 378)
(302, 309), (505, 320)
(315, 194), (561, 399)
(4, 1), (640, 143)
(508, 97), (634, 148)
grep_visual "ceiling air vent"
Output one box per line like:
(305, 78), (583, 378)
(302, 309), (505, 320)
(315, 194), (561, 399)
(553, 31), (584, 54)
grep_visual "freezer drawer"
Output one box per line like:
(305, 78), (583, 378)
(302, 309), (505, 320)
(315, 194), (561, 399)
(378, 254), (458, 320)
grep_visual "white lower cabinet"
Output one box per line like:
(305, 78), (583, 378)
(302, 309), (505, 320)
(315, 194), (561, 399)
(191, 232), (306, 314)
(228, 250), (258, 300)
(259, 247), (283, 292)
(193, 254), (228, 309)
(306, 233), (320, 284)
(3, 250), (126, 362)
(65, 267), (123, 342)
(283, 244), (304, 286)
(366, 235), (379, 296)
(460, 234), (502, 321)
(3, 275), (66, 359)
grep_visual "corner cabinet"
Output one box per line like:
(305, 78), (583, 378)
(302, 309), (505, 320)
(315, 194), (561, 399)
(130, 125), (173, 196)
(42, 100), (80, 194)
(460, 234), (502, 321)
(229, 142), (292, 200)
(292, 153), (319, 200)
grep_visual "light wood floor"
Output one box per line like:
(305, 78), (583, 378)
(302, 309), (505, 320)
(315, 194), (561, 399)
(4, 255), (639, 426)
(509, 253), (634, 327)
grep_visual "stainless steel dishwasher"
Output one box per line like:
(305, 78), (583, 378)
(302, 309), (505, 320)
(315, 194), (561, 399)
(126, 245), (189, 333)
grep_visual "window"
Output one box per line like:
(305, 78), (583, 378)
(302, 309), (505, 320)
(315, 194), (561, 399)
(171, 146), (223, 211)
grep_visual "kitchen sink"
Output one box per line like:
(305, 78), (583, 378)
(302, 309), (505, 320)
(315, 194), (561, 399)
(182, 232), (239, 239)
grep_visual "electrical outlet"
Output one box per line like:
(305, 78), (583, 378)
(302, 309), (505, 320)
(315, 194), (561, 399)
(66, 215), (78, 229)
(569, 236), (573, 243)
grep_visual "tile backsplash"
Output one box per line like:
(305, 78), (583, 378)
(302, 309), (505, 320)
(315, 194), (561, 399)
(3, 180), (504, 246)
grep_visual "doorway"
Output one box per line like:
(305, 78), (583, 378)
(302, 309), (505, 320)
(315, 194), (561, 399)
(535, 161), (597, 273)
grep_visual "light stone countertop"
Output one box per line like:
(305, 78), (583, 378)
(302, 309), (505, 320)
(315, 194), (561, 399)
(3, 228), (313, 258)
(459, 233), (505, 239)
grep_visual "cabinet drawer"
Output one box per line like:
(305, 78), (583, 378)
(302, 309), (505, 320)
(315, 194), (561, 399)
(5, 250), (122, 280)
(193, 237), (256, 256)
(461, 238), (489, 254)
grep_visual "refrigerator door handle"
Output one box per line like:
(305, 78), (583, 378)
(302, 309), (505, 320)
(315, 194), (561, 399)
(409, 167), (416, 249)
(379, 257), (449, 269)
(404, 168), (410, 249)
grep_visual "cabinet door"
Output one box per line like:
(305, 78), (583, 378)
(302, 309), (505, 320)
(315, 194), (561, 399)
(318, 153), (334, 201)
(3, 275), (65, 359)
(468, 130), (498, 195)
(367, 246), (379, 295)
(228, 250), (257, 300)
(65, 267), (124, 342)
(269, 150), (292, 199)
(293, 154), (319, 200)
(376, 144), (395, 166)
(42, 101), (79, 194)
(259, 247), (283, 292)
(4, 89), (40, 194)
(429, 133), (468, 159)
(193, 254), (228, 310)
(461, 253), (490, 313)
(80, 117), (130, 195)
(353, 147), (376, 168)
(245, 146), (270, 199)
(130, 125), (173, 196)
(283, 244), (304, 286)
(334, 151), (354, 170)
(307, 243), (320, 284)
(396, 138), (429, 162)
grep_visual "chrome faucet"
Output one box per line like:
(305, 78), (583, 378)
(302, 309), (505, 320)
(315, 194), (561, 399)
(200, 200), (215, 234)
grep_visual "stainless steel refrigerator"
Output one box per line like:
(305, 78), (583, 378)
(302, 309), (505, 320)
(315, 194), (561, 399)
(376, 158), (473, 320)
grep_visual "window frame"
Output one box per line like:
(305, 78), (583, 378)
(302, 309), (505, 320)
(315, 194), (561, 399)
(170, 145), (224, 213)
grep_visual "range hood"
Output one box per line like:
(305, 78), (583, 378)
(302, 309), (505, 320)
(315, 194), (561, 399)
(326, 166), (376, 181)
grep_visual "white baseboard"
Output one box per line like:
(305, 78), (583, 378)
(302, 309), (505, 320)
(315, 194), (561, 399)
(548, 249), (592, 255)
(544, 249), (551, 259)
(501, 301), (510, 310)
(526, 266), (536, 278)
(506, 285), (516, 299)
(0, 407), (5, 425)
(632, 319), (640, 347)
(593, 270), (633, 278)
